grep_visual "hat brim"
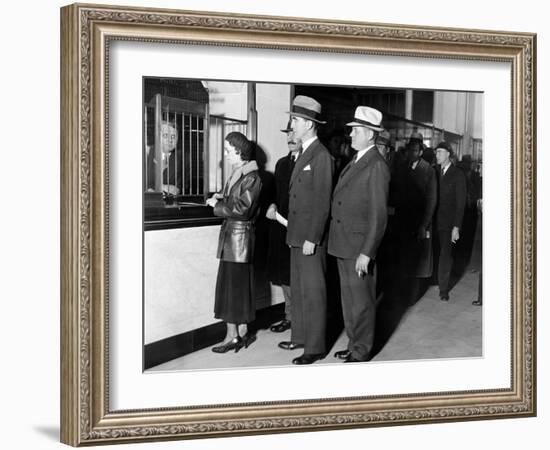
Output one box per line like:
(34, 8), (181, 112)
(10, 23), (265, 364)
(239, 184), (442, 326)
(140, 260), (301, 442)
(435, 146), (453, 156)
(280, 128), (293, 133)
(346, 121), (384, 131)
(288, 111), (327, 124)
(408, 140), (425, 149)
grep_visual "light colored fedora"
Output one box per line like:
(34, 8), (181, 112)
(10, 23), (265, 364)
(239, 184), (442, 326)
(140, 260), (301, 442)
(346, 106), (384, 131)
(288, 95), (326, 124)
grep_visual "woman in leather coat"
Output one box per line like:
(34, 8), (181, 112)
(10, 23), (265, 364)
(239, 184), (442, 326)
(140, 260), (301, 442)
(206, 132), (262, 353)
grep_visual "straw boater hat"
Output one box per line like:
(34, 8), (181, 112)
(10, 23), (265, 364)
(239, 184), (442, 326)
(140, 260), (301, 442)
(346, 106), (384, 131)
(288, 95), (326, 124)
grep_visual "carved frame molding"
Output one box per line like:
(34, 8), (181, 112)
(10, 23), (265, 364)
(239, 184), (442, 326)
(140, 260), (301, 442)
(61, 3), (536, 446)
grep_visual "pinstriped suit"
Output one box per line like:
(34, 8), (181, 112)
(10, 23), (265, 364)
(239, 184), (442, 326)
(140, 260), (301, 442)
(328, 146), (390, 361)
(286, 138), (334, 354)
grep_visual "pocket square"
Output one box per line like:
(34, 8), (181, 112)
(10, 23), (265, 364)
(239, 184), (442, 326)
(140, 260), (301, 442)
(303, 165), (312, 171)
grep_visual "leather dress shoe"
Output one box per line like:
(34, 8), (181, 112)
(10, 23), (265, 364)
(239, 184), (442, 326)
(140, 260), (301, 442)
(278, 341), (304, 351)
(333, 349), (351, 360)
(472, 299), (482, 306)
(440, 293), (449, 301)
(270, 319), (291, 333)
(292, 353), (326, 365)
(344, 354), (362, 363)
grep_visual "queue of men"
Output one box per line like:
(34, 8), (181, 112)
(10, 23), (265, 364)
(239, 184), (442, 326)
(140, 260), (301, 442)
(266, 95), (470, 365)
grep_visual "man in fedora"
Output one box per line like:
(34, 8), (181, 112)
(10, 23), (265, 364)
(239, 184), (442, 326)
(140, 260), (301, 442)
(393, 132), (437, 305)
(278, 95), (334, 365)
(375, 129), (392, 160)
(265, 120), (302, 333)
(434, 141), (466, 301)
(328, 106), (390, 363)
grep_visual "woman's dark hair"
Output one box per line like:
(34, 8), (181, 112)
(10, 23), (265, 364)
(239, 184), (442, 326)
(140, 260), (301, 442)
(225, 131), (254, 161)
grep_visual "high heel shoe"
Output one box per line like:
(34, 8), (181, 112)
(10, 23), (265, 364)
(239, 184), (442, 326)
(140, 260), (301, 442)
(211, 336), (244, 353)
(242, 333), (257, 349)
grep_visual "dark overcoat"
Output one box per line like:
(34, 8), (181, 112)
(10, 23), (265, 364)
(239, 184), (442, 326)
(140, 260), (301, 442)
(213, 163), (262, 263)
(394, 158), (437, 277)
(267, 153), (295, 285)
(436, 164), (467, 231)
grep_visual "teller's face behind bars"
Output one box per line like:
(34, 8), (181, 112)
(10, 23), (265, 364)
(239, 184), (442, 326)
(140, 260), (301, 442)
(160, 122), (178, 154)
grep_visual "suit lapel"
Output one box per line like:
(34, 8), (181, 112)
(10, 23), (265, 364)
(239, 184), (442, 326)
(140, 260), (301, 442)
(440, 163), (453, 179)
(334, 147), (377, 194)
(289, 139), (318, 187)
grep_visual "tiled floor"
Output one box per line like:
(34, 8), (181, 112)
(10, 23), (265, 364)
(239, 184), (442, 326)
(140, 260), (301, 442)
(147, 269), (482, 373)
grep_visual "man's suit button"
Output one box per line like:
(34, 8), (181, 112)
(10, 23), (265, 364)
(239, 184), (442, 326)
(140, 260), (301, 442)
(338, 201), (342, 205)
(337, 219), (341, 223)
(293, 194), (296, 198)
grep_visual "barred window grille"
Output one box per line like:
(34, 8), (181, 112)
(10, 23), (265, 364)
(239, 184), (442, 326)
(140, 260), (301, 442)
(144, 93), (250, 220)
(144, 94), (208, 204)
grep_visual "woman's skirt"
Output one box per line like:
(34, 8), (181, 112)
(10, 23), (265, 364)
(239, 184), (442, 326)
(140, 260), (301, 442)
(214, 260), (255, 323)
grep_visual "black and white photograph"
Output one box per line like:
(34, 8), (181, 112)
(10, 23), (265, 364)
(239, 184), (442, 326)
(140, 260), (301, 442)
(143, 78), (483, 372)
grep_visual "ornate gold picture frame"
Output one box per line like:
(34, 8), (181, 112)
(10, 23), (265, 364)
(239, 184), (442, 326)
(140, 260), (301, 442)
(60, 3), (536, 446)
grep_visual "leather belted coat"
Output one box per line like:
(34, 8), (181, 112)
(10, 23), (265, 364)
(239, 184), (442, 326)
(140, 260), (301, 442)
(213, 162), (262, 263)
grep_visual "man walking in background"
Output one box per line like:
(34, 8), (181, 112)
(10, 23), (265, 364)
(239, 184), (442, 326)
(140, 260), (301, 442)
(434, 141), (467, 301)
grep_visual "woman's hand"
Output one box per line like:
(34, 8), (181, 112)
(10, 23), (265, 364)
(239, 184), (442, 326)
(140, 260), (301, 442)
(206, 196), (219, 207)
(162, 184), (179, 196)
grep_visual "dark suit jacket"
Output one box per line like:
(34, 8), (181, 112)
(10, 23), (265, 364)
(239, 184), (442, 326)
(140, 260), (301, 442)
(394, 158), (437, 277)
(328, 146), (390, 260)
(286, 138), (334, 247)
(395, 158), (437, 231)
(436, 164), (467, 231)
(267, 153), (296, 285)
(273, 153), (295, 218)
